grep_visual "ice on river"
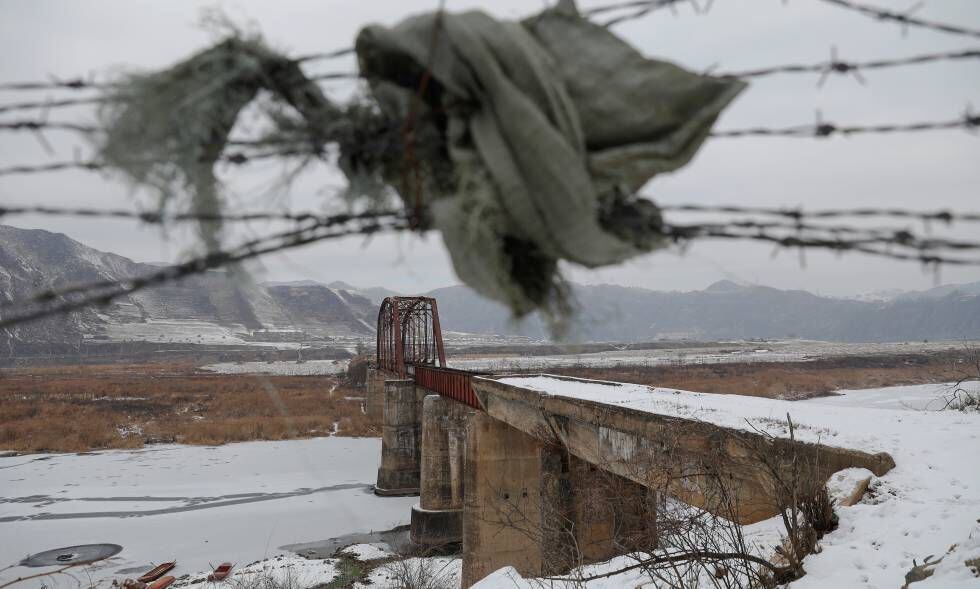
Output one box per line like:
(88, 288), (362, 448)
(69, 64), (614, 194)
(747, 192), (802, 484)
(0, 437), (415, 587)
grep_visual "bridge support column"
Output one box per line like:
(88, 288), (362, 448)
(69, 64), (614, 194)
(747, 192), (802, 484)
(375, 378), (424, 496)
(365, 366), (385, 426)
(411, 395), (476, 547)
(461, 412), (659, 587)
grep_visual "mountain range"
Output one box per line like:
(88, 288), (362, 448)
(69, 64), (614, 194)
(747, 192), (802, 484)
(1, 224), (978, 354)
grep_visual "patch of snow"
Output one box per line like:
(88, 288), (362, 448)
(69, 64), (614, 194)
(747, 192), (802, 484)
(825, 467), (874, 506)
(201, 359), (349, 376)
(809, 381), (979, 411)
(340, 543), (394, 561)
(450, 340), (980, 372)
(174, 555), (340, 589)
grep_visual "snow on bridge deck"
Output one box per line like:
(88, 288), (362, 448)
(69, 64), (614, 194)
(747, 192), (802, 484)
(485, 376), (980, 588)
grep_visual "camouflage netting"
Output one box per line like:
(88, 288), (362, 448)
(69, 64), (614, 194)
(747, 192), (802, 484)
(95, 0), (745, 325)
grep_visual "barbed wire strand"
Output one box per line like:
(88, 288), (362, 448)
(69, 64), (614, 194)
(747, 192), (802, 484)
(0, 0), (684, 94)
(719, 47), (980, 80)
(661, 223), (980, 265)
(5, 201), (980, 226)
(0, 96), (105, 115)
(816, 0), (980, 40)
(0, 146), (326, 177)
(1, 107), (976, 178)
(584, 0), (698, 27)
(0, 204), (366, 225)
(658, 204), (980, 223)
(2, 44), (977, 117)
(709, 111), (980, 138)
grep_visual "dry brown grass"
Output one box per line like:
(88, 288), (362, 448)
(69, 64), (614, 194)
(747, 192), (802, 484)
(546, 353), (965, 400)
(0, 362), (377, 453)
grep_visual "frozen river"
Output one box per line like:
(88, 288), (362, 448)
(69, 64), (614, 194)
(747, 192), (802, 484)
(0, 437), (416, 586)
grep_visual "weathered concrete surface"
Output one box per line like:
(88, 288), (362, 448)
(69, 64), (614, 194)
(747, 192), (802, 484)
(461, 411), (557, 586)
(461, 412), (659, 587)
(411, 394), (475, 547)
(365, 367), (386, 426)
(375, 379), (426, 496)
(472, 375), (895, 525)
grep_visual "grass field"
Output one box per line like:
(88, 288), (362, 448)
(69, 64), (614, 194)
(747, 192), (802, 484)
(544, 352), (971, 399)
(0, 362), (376, 453)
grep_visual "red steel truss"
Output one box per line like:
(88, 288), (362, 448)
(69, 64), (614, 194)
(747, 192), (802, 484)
(376, 296), (447, 377)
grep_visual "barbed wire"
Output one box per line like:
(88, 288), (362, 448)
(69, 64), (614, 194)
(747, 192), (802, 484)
(581, 0), (693, 16)
(0, 147), (323, 177)
(816, 0), (980, 40)
(658, 204), (980, 223)
(1, 107), (977, 177)
(0, 119), (98, 133)
(0, 204), (361, 225)
(6, 201), (980, 226)
(0, 212), (407, 329)
(661, 223), (980, 266)
(668, 219), (980, 252)
(0, 96), (105, 115)
(6, 202), (977, 256)
(0, 70), (358, 94)
(709, 110), (980, 138)
(1, 44), (975, 117)
(718, 47), (980, 82)
(582, 0), (698, 27)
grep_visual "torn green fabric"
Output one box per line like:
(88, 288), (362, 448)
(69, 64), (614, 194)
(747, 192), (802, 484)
(355, 1), (746, 317)
(97, 36), (338, 252)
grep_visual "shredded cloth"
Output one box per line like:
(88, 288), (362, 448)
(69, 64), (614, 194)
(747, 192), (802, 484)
(97, 36), (339, 252)
(95, 2), (744, 324)
(355, 0), (745, 319)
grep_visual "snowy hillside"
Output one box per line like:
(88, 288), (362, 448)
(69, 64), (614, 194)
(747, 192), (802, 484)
(0, 225), (378, 353)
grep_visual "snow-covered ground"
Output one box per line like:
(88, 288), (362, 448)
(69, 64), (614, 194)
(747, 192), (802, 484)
(103, 320), (304, 348)
(449, 339), (979, 372)
(4, 381), (977, 589)
(0, 438), (415, 588)
(200, 359), (350, 376)
(476, 377), (980, 588)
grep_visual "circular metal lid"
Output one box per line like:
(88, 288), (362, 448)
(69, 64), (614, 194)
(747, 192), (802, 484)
(20, 544), (123, 567)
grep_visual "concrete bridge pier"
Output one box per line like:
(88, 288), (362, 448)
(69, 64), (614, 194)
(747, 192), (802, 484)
(461, 412), (658, 587)
(365, 366), (386, 426)
(375, 378), (425, 496)
(410, 395), (477, 547)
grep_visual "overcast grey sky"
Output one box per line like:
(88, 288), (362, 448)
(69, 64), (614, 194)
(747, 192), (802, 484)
(1, 0), (978, 296)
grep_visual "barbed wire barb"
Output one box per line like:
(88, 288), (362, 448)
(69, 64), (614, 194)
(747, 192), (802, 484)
(816, 0), (980, 40)
(719, 47), (980, 81)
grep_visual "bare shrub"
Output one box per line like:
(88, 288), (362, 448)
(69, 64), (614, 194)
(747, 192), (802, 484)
(374, 556), (459, 589)
(345, 354), (371, 387)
